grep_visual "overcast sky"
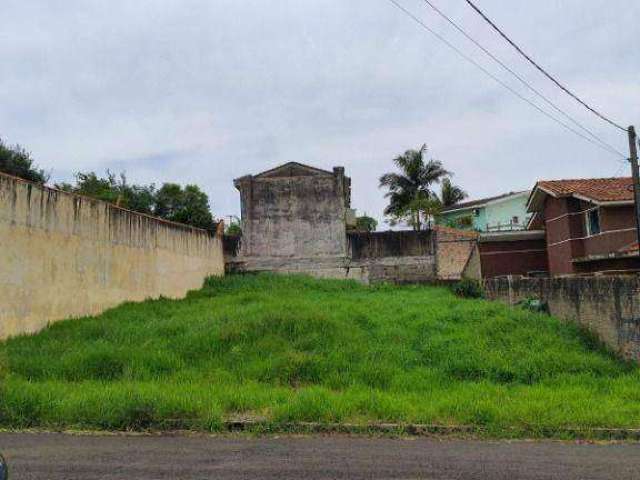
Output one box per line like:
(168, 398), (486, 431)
(2, 0), (639, 226)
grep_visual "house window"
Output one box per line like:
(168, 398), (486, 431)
(473, 208), (481, 217)
(586, 209), (601, 236)
(512, 216), (519, 224)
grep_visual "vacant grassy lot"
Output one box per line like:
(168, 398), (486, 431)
(1, 274), (639, 437)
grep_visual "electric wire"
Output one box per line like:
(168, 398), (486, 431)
(462, 0), (628, 132)
(386, 0), (628, 162)
(418, 0), (627, 159)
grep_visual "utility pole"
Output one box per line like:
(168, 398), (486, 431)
(628, 126), (640, 253)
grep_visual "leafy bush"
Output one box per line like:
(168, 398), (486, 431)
(452, 278), (483, 298)
(0, 138), (48, 183)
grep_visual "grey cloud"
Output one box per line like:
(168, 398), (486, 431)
(1, 0), (638, 225)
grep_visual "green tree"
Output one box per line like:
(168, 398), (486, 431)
(440, 177), (468, 207)
(354, 215), (378, 232)
(388, 194), (442, 231)
(56, 171), (215, 230)
(379, 145), (449, 231)
(0, 138), (48, 184)
(155, 183), (214, 230)
(225, 222), (242, 237)
(55, 171), (155, 214)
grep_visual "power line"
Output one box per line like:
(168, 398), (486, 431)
(462, 0), (628, 133)
(417, 0), (627, 159)
(386, 0), (628, 161)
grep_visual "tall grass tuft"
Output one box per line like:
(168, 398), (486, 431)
(0, 273), (638, 436)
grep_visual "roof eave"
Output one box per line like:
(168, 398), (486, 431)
(526, 185), (558, 213)
(571, 194), (634, 206)
(441, 204), (486, 214)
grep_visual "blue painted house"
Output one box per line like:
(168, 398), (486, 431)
(440, 191), (531, 232)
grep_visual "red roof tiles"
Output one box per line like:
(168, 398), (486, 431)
(535, 177), (634, 203)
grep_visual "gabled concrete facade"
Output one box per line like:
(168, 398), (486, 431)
(234, 162), (352, 262)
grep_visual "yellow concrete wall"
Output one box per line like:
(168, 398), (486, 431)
(0, 173), (224, 339)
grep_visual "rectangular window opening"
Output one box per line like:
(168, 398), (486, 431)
(586, 209), (601, 236)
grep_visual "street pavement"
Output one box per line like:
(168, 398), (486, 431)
(1, 432), (639, 479)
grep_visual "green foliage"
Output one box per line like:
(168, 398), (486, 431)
(442, 215), (476, 231)
(440, 177), (468, 207)
(379, 144), (449, 231)
(452, 278), (484, 299)
(56, 171), (156, 214)
(0, 274), (637, 436)
(355, 215), (378, 232)
(0, 137), (48, 184)
(225, 222), (242, 237)
(57, 171), (215, 230)
(155, 183), (214, 230)
(388, 194), (442, 231)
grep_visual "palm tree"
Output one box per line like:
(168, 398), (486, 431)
(379, 145), (449, 230)
(440, 177), (468, 207)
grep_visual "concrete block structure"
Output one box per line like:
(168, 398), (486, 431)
(233, 162), (353, 274)
(230, 162), (478, 283)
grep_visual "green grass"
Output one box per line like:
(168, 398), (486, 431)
(1, 273), (639, 437)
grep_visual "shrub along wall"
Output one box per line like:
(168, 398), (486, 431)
(0, 172), (224, 339)
(484, 276), (640, 362)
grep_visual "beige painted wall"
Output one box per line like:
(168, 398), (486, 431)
(0, 173), (224, 339)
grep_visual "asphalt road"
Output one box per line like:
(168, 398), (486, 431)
(1, 433), (639, 480)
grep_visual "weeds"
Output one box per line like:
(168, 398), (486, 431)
(0, 273), (638, 436)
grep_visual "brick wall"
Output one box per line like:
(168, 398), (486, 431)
(484, 276), (640, 362)
(435, 226), (479, 280)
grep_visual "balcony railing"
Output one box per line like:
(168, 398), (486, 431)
(485, 221), (527, 232)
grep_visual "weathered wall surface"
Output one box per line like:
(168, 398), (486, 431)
(347, 231), (436, 284)
(234, 163), (350, 260)
(348, 231), (434, 259)
(0, 173), (224, 339)
(228, 231), (438, 284)
(484, 276), (640, 362)
(435, 226), (479, 280)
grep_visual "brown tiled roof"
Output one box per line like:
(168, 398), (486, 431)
(536, 177), (634, 203)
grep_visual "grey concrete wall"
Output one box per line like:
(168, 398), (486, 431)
(227, 229), (438, 284)
(234, 163), (349, 260)
(348, 231), (434, 259)
(0, 173), (224, 339)
(484, 276), (640, 362)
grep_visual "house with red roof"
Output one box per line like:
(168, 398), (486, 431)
(526, 177), (640, 275)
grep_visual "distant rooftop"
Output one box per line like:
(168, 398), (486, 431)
(441, 191), (528, 213)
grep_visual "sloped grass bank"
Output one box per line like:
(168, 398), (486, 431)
(1, 274), (639, 437)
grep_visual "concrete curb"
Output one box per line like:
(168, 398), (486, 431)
(221, 421), (640, 440)
(2, 423), (640, 441)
